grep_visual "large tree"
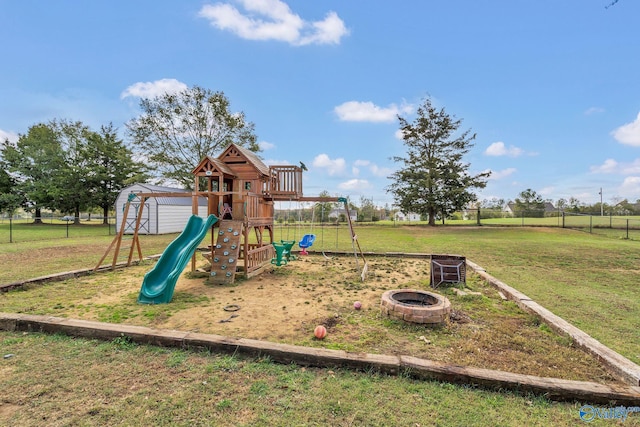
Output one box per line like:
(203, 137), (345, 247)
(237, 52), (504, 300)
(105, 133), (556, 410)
(387, 97), (490, 226)
(50, 120), (95, 223)
(0, 155), (23, 217)
(126, 85), (259, 188)
(314, 190), (338, 223)
(358, 196), (377, 222)
(86, 124), (149, 223)
(1, 123), (66, 223)
(513, 188), (546, 217)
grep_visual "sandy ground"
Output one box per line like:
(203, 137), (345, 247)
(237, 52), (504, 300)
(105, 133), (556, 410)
(2, 251), (619, 382)
(149, 254), (425, 341)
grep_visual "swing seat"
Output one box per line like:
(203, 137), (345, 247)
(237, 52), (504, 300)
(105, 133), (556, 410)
(280, 240), (296, 261)
(298, 234), (316, 255)
(271, 242), (289, 266)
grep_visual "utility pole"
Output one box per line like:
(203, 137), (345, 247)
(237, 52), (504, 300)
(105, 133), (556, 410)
(599, 187), (603, 216)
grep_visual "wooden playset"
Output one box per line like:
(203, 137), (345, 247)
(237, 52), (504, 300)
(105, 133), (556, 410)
(96, 143), (366, 284)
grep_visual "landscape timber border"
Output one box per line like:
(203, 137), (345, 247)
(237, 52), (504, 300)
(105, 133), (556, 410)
(0, 312), (639, 405)
(1, 251), (639, 403)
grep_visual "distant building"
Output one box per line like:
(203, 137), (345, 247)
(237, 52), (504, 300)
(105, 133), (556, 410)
(328, 208), (357, 222)
(394, 211), (421, 221)
(115, 183), (208, 234)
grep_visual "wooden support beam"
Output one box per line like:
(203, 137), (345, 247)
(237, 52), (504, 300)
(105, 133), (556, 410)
(296, 196), (341, 202)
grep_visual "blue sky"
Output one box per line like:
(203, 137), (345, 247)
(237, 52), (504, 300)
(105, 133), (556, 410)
(2, 0), (640, 208)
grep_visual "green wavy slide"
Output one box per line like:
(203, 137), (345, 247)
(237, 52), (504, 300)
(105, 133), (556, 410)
(138, 214), (218, 304)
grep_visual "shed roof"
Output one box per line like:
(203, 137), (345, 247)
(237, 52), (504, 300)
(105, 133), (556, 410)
(133, 183), (190, 193)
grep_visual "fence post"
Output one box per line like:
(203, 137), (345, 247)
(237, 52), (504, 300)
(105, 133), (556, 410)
(589, 215), (593, 234)
(562, 211), (565, 228)
(477, 207), (481, 226)
(9, 217), (13, 243)
(627, 219), (629, 240)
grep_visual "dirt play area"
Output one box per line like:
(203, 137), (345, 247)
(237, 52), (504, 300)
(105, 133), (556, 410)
(0, 251), (620, 385)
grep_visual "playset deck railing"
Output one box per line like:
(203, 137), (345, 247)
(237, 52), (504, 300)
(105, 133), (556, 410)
(244, 243), (274, 275)
(264, 165), (303, 200)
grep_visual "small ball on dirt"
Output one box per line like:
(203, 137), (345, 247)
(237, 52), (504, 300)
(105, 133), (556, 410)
(354, 301), (362, 310)
(314, 325), (327, 339)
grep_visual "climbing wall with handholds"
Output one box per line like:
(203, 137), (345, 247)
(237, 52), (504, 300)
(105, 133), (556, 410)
(207, 220), (243, 285)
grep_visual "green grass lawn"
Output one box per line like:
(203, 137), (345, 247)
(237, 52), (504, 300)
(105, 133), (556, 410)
(1, 331), (595, 427)
(0, 219), (115, 243)
(1, 224), (639, 426)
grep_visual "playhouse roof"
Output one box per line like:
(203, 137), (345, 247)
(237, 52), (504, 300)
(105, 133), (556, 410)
(218, 143), (270, 176)
(192, 156), (236, 177)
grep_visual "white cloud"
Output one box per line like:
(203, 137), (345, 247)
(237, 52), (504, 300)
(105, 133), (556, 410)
(120, 78), (187, 99)
(198, 0), (349, 46)
(584, 107), (605, 115)
(352, 159), (367, 175)
(369, 164), (393, 177)
(590, 159), (618, 174)
(0, 129), (19, 143)
(351, 159), (392, 177)
(394, 129), (404, 140)
(484, 168), (516, 180)
(259, 140), (275, 150)
(621, 160), (640, 175)
(263, 158), (290, 166)
(620, 176), (640, 196)
(612, 112), (640, 146)
(338, 179), (372, 191)
(334, 101), (413, 123)
(591, 158), (640, 175)
(539, 186), (555, 197)
(484, 141), (524, 157)
(312, 153), (346, 176)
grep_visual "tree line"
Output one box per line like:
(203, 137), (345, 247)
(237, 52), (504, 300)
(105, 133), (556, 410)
(1, 121), (147, 224)
(479, 189), (640, 218)
(1, 86), (258, 224)
(2, 89), (508, 227)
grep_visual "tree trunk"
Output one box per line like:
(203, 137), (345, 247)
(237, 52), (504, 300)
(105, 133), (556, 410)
(428, 207), (436, 226)
(74, 206), (81, 225)
(33, 207), (43, 224)
(103, 205), (109, 225)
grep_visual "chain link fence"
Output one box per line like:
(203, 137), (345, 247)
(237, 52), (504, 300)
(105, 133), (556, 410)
(456, 208), (640, 241)
(0, 216), (117, 244)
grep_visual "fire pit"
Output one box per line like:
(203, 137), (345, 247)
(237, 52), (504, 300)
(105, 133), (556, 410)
(380, 289), (451, 325)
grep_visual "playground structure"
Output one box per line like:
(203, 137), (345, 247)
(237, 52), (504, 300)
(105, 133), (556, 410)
(96, 143), (367, 301)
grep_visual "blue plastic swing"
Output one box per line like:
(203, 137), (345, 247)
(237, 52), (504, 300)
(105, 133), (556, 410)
(298, 234), (316, 255)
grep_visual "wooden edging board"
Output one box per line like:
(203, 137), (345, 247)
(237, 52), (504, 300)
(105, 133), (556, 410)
(0, 312), (639, 405)
(0, 254), (162, 293)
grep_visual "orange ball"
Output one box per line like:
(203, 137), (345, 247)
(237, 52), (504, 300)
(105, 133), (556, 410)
(314, 325), (327, 339)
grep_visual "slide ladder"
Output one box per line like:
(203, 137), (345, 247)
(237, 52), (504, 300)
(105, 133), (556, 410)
(207, 220), (244, 285)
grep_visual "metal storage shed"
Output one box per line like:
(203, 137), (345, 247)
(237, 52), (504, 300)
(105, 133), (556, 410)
(115, 183), (208, 234)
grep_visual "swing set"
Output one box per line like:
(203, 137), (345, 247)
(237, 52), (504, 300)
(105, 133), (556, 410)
(97, 143), (368, 293)
(271, 196), (368, 281)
